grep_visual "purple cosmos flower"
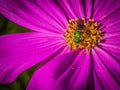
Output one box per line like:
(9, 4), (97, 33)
(0, 0), (120, 90)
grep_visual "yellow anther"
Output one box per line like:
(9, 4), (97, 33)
(88, 19), (92, 21)
(94, 22), (98, 26)
(69, 19), (74, 23)
(81, 17), (84, 20)
(91, 19), (94, 22)
(75, 18), (78, 21)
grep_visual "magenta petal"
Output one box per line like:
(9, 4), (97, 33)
(27, 49), (91, 90)
(102, 32), (120, 40)
(84, 0), (93, 19)
(69, 0), (84, 18)
(99, 43), (120, 63)
(100, 9), (120, 26)
(102, 22), (120, 34)
(57, 0), (78, 19)
(100, 9), (120, 35)
(0, 32), (68, 83)
(101, 37), (120, 47)
(35, 0), (68, 29)
(0, 0), (67, 34)
(92, 47), (120, 90)
(93, 0), (120, 21)
(60, 0), (93, 19)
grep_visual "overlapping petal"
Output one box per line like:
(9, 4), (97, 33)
(57, 0), (82, 19)
(99, 43), (120, 63)
(0, 0), (69, 34)
(0, 32), (69, 83)
(57, 0), (95, 19)
(68, 0), (84, 18)
(92, 48), (120, 90)
(27, 49), (91, 90)
(0, 0), (96, 32)
(93, 0), (120, 21)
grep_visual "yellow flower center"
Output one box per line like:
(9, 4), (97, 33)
(65, 18), (102, 50)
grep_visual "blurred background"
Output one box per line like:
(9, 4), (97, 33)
(0, 15), (38, 90)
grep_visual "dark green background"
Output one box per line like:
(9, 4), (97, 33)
(0, 15), (38, 90)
